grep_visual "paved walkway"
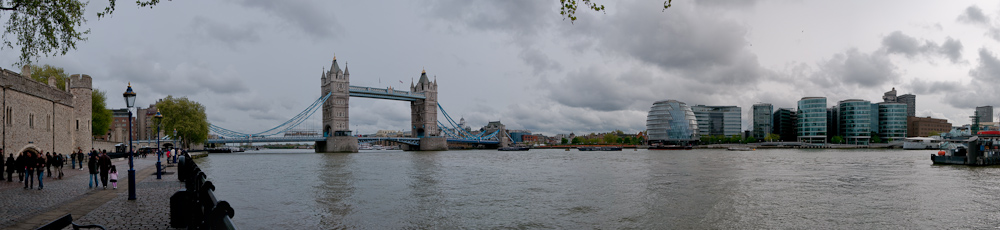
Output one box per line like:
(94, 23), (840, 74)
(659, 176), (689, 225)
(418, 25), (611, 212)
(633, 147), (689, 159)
(0, 156), (183, 230)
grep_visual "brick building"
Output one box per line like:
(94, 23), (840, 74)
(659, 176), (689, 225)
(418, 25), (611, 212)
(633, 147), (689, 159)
(907, 116), (951, 137)
(0, 67), (92, 155)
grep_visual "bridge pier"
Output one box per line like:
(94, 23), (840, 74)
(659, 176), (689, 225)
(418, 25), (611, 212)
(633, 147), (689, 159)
(418, 137), (448, 151)
(316, 136), (358, 153)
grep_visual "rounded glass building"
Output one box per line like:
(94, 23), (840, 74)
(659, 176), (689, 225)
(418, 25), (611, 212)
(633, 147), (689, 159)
(646, 100), (699, 144)
(797, 97), (827, 143)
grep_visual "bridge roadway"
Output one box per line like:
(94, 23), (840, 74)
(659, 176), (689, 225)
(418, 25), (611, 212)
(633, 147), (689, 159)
(132, 137), (499, 145)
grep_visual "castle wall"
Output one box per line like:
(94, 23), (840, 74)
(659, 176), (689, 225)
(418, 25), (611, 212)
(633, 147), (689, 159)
(0, 69), (92, 155)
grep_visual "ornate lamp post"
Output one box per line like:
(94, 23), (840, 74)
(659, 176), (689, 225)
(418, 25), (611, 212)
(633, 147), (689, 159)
(173, 129), (178, 163)
(154, 110), (163, 179)
(123, 82), (137, 200)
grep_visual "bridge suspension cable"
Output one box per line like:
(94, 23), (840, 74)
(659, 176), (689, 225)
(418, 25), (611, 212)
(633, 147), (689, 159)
(209, 92), (332, 138)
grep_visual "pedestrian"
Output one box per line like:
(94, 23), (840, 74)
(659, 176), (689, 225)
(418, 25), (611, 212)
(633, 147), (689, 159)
(35, 153), (45, 190)
(98, 152), (112, 189)
(5, 153), (14, 182)
(45, 152), (52, 178)
(109, 165), (118, 189)
(70, 150), (76, 169)
(15, 152), (24, 182)
(23, 152), (34, 189)
(54, 153), (64, 179)
(88, 154), (99, 188)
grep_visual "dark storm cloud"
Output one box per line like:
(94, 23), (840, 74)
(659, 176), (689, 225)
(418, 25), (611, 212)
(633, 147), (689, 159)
(190, 17), (261, 48)
(812, 48), (898, 88)
(569, 2), (764, 86)
(881, 31), (963, 63)
(229, 0), (342, 39)
(906, 78), (961, 95)
(957, 5), (990, 25)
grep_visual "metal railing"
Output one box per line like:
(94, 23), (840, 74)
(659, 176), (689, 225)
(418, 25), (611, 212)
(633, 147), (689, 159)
(171, 153), (237, 229)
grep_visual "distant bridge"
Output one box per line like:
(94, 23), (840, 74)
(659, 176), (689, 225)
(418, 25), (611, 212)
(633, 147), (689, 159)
(203, 136), (499, 146)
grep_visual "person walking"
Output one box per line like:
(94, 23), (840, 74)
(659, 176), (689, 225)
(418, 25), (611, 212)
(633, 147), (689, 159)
(88, 154), (99, 188)
(45, 152), (52, 178)
(5, 154), (14, 182)
(23, 153), (34, 189)
(35, 153), (45, 190)
(109, 165), (118, 189)
(98, 152), (112, 189)
(54, 153), (64, 179)
(70, 151), (76, 170)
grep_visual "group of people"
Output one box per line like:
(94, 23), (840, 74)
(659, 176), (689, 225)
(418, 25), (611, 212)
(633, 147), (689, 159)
(1, 148), (118, 190)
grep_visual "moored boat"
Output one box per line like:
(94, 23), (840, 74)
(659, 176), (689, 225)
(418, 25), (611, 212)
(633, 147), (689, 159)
(727, 147), (755, 151)
(498, 146), (530, 151)
(577, 146), (623, 151)
(649, 145), (692, 150)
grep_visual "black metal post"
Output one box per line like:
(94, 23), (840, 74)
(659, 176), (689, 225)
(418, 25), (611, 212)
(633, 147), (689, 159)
(128, 110), (136, 200)
(156, 123), (161, 180)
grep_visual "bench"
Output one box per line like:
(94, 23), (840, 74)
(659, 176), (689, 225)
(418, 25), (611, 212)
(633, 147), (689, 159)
(35, 214), (106, 230)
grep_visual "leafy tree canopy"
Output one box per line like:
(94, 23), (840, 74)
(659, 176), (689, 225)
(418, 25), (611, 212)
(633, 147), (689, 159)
(156, 95), (209, 148)
(1, 0), (162, 66)
(28, 64), (68, 90)
(92, 89), (111, 137)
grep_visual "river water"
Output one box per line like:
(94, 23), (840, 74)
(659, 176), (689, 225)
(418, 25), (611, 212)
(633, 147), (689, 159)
(194, 148), (1000, 229)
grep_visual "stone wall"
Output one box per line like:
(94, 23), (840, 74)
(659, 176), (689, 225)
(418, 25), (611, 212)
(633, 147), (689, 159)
(93, 140), (118, 152)
(0, 68), (91, 155)
(70, 74), (92, 152)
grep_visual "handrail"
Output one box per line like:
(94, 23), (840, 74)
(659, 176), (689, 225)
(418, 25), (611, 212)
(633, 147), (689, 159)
(171, 153), (237, 229)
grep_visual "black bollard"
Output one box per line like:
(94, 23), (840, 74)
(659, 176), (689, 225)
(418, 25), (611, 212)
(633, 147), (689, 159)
(169, 189), (189, 228)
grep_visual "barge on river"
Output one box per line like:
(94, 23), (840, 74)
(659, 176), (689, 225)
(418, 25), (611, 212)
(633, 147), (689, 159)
(931, 134), (1000, 166)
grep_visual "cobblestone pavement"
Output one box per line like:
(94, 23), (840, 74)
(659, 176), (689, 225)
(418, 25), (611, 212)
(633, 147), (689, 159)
(0, 156), (172, 229)
(73, 166), (184, 230)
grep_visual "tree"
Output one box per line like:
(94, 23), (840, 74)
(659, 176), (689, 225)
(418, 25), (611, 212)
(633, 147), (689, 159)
(871, 135), (882, 144)
(764, 133), (780, 142)
(156, 95), (208, 148)
(603, 133), (619, 144)
(571, 137), (581, 144)
(27, 64), (69, 90)
(928, 131), (941, 137)
(746, 136), (757, 143)
(1, 0), (162, 66)
(560, 0), (672, 23)
(92, 89), (111, 137)
(831, 136), (844, 144)
(561, 138), (568, 145)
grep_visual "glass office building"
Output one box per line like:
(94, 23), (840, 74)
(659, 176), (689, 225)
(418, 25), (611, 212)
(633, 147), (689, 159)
(752, 103), (773, 139)
(838, 99), (871, 145)
(646, 100), (699, 143)
(692, 105), (742, 137)
(878, 102), (907, 141)
(797, 97), (827, 143)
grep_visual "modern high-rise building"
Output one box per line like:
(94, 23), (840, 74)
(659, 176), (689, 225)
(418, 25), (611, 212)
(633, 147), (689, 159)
(827, 106), (840, 140)
(897, 94), (915, 117)
(797, 97), (827, 143)
(752, 103), (773, 139)
(976, 106), (994, 123)
(839, 99), (871, 145)
(773, 108), (797, 141)
(692, 105), (742, 137)
(877, 102), (907, 141)
(882, 87), (897, 102)
(646, 100), (699, 144)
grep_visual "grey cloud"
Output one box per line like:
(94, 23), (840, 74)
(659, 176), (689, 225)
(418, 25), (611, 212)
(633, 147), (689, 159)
(230, 0), (342, 39)
(105, 53), (250, 97)
(546, 67), (655, 112)
(969, 48), (1000, 83)
(957, 5), (989, 25)
(694, 0), (759, 9)
(504, 101), (646, 135)
(562, 2), (764, 86)
(906, 78), (962, 95)
(881, 31), (963, 63)
(519, 48), (562, 74)
(425, 0), (552, 36)
(190, 17), (261, 48)
(812, 48), (898, 88)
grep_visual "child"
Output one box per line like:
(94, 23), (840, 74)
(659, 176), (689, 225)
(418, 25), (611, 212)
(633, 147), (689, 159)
(109, 165), (118, 189)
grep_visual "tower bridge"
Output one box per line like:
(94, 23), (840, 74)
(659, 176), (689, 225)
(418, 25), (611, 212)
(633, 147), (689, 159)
(202, 56), (508, 152)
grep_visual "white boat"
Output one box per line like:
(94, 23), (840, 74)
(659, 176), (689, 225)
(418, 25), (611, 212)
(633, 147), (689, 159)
(373, 145), (385, 150)
(903, 137), (944, 150)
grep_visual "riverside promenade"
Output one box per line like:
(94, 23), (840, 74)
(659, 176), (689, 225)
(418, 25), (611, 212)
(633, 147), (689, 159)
(0, 155), (188, 230)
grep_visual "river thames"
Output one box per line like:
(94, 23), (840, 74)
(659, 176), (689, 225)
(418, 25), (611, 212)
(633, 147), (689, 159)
(194, 148), (1000, 229)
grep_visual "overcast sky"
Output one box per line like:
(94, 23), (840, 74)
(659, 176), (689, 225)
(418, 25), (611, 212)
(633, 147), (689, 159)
(3, 0), (999, 136)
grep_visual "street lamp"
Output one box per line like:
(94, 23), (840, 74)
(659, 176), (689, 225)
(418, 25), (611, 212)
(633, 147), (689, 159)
(123, 82), (137, 200)
(154, 110), (163, 180)
(172, 129), (178, 163)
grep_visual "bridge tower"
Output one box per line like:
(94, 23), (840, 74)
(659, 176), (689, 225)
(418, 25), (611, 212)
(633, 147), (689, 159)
(317, 56), (358, 153)
(410, 70), (447, 151)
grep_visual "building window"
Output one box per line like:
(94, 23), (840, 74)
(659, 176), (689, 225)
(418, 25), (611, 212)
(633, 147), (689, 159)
(47, 115), (51, 131)
(29, 114), (34, 129)
(76, 119), (79, 130)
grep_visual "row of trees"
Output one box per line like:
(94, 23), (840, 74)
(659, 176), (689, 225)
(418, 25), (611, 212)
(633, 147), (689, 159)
(28, 64), (208, 147)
